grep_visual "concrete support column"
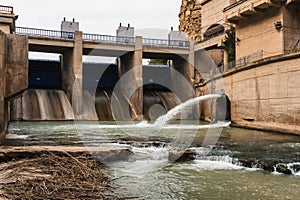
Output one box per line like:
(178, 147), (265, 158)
(119, 36), (143, 120)
(61, 31), (83, 119)
(170, 41), (197, 119)
(172, 56), (192, 101)
(0, 12), (15, 34)
(171, 42), (195, 100)
(0, 32), (28, 143)
(188, 41), (195, 86)
(223, 50), (229, 71)
(0, 32), (6, 141)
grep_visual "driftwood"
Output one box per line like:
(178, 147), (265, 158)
(0, 152), (126, 200)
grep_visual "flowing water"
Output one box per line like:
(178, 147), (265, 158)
(4, 95), (300, 199)
(5, 121), (300, 199)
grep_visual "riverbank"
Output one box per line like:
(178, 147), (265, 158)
(0, 146), (133, 200)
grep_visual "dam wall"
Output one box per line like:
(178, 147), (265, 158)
(197, 52), (300, 135)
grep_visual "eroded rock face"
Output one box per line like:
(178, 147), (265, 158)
(179, 0), (202, 42)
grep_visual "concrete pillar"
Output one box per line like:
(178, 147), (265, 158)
(61, 31), (83, 119)
(0, 12), (15, 34)
(133, 36), (143, 120)
(223, 50), (229, 71)
(171, 41), (195, 100)
(170, 42), (198, 120)
(188, 41), (195, 86)
(119, 36), (143, 120)
(0, 31), (6, 140)
(0, 32), (28, 143)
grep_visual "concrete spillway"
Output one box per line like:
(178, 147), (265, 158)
(11, 89), (74, 121)
(10, 89), (185, 122)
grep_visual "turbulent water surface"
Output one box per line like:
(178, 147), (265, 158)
(5, 121), (300, 199)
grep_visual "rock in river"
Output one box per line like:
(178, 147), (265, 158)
(168, 149), (196, 162)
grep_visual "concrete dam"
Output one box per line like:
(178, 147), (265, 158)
(2, 1), (300, 142)
(1, 8), (207, 142)
(10, 60), (181, 121)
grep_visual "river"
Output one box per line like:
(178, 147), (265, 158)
(5, 121), (300, 199)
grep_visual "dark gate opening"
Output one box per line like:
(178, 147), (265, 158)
(28, 60), (61, 89)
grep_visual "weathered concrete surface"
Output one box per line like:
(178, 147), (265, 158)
(0, 31), (28, 143)
(235, 6), (284, 59)
(197, 52), (300, 135)
(5, 34), (28, 97)
(0, 32), (6, 132)
(224, 1), (300, 59)
(0, 13), (15, 34)
(0, 146), (133, 162)
(200, 0), (230, 39)
(10, 89), (74, 121)
(119, 36), (143, 120)
(61, 31), (89, 120)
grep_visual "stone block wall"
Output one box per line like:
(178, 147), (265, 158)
(201, 0), (230, 37)
(197, 53), (300, 134)
(236, 7), (284, 59)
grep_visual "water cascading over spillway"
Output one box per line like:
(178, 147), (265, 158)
(95, 90), (115, 121)
(10, 89), (74, 121)
(94, 90), (181, 121)
(143, 91), (180, 121)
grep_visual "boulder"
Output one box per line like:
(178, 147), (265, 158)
(258, 160), (277, 172)
(292, 164), (300, 173)
(168, 149), (196, 162)
(276, 164), (292, 175)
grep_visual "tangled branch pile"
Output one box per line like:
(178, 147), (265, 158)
(0, 152), (124, 200)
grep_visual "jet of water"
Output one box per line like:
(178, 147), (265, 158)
(153, 94), (223, 127)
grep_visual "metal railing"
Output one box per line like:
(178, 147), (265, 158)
(15, 26), (190, 47)
(16, 27), (75, 39)
(82, 33), (135, 44)
(220, 50), (264, 72)
(0, 5), (13, 14)
(143, 38), (190, 47)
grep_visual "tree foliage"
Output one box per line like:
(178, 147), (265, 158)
(223, 27), (236, 62)
(148, 59), (168, 65)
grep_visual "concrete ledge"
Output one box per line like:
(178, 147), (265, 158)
(0, 146), (133, 163)
(197, 51), (300, 87)
(232, 121), (300, 136)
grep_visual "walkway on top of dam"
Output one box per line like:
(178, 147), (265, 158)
(16, 27), (192, 58)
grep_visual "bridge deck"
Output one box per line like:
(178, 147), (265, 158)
(16, 26), (191, 56)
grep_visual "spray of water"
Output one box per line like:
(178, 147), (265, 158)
(153, 94), (223, 127)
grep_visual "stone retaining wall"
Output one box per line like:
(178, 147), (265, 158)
(197, 52), (300, 135)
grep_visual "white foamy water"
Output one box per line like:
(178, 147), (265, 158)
(193, 160), (245, 170)
(77, 121), (230, 130)
(5, 134), (29, 139)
